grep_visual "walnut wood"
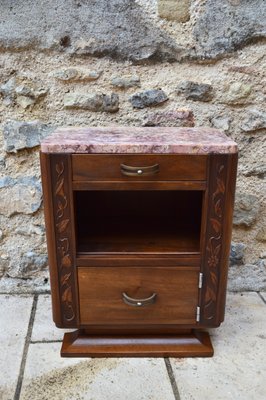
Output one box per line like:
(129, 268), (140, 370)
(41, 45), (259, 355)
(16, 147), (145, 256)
(200, 153), (238, 326)
(78, 266), (200, 325)
(79, 325), (199, 333)
(72, 180), (206, 191)
(49, 154), (79, 327)
(72, 154), (207, 181)
(77, 227), (200, 255)
(216, 153), (238, 322)
(76, 255), (200, 267)
(40, 138), (237, 357)
(61, 330), (214, 357)
(40, 152), (62, 326)
(83, 328), (192, 334)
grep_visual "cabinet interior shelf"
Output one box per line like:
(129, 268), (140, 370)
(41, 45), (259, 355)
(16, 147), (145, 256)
(75, 190), (202, 255)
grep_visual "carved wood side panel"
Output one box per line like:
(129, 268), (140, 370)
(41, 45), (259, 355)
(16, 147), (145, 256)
(200, 155), (228, 325)
(51, 154), (77, 326)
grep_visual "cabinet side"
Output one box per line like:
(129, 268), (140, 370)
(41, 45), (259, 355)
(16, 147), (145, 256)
(40, 152), (63, 327)
(216, 153), (238, 322)
(200, 153), (238, 327)
(40, 152), (79, 328)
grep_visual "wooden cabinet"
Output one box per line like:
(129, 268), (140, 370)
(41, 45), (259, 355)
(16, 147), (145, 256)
(40, 127), (238, 357)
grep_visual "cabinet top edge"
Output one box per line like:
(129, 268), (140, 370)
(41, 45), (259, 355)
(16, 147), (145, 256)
(40, 127), (238, 155)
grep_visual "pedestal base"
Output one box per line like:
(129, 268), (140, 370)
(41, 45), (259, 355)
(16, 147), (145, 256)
(61, 329), (214, 357)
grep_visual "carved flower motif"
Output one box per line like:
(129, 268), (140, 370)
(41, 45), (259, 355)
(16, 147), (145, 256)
(208, 254), (219, 268)
(207, 239), (221, 269)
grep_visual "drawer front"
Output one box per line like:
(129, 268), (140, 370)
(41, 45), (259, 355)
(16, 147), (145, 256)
(78, 266), (199, 325)
(72, 154), (207, 181)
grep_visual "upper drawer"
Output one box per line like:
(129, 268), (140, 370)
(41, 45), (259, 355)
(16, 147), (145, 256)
(72, 154), (207, 181)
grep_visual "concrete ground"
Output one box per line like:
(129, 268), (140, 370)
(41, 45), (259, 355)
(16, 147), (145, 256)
(0, 292), (265, 400)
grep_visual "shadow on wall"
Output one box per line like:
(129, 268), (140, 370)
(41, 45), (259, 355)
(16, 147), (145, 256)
(0, 0), (185, 62)
(1, 0), (265, 61)
(0, 0), (266, 62)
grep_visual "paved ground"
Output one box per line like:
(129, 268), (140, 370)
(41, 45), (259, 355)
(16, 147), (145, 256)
(0, 292), (265, 400)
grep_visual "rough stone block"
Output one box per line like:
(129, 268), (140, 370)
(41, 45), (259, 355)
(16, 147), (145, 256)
(240, 109), (266, 132)
(0, 256), (8, 278)
(0, 77), (16, 105)
(3, 120), (54, 153)
(143, 109), (194, 127)
(230, 242), (246, 266)
(14, 224), (45, 237)
(1, 79), (48, 109)
(228, 260), (266, 291)
(210, 115), (231, 132)
(260, 252), (266, 259)
(233, 193), (259, 227)
(0, 176), (42, 217)
(51, 68), (101, 82)
(243, 164), (266, 179)
(177, 81), (213, 102)
(193, 0), (266, 59)
(15, 85), (47, 99)
(64, 92), (119, 112)
(129, 89), (168, 109)
(8, 252), (48, 279)
(158, 0), (191, 22)
(221, 82), (252, 105)
(0, 276), (50, 294)
(256, 227), (266, 242)
(16, 96), (35, 109)
(111, 75), (140, 89)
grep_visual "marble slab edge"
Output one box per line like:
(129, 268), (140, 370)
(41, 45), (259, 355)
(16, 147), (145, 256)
(40, 127), (238, 155)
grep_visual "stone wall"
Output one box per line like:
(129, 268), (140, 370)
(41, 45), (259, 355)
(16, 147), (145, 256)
(0, 0), (265, 292)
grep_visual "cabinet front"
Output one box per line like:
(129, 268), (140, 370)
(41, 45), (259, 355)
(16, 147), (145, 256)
(78, 266), (200, 326)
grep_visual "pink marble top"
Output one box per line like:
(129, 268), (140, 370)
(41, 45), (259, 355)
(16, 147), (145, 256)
(40, 127), (238, 154)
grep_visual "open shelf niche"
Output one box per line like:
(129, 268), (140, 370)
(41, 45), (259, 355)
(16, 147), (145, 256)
(75, 190), (203, 255)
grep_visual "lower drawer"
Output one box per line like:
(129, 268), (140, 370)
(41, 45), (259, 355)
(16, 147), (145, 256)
(78, 266), (200, 325)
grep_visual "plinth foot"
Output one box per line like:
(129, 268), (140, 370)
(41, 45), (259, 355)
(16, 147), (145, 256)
(61, 330), (214, 357)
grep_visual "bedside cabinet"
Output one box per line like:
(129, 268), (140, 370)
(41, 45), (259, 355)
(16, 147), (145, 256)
(40, 127), (238, 357)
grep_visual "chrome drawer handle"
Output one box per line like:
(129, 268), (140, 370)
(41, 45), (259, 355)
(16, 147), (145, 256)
(120, 163), (159, 177)
(122, 292), (157, 307)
